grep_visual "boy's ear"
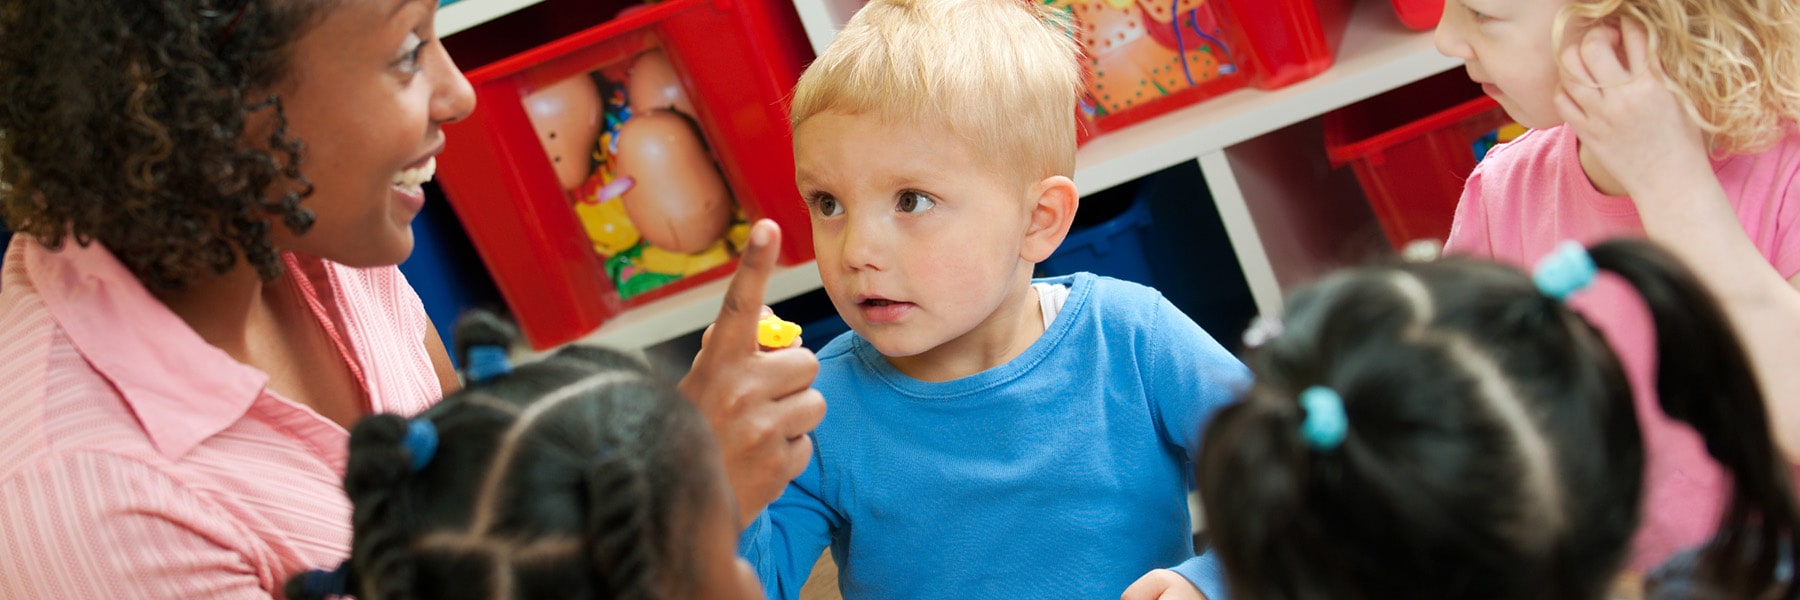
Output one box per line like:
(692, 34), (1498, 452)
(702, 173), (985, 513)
(1021, 175), (1078, 264)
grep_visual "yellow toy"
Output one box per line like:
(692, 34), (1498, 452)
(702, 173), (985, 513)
(637, 239), (731, 276)
(758, 314), (803, 349)
(574, 197), (641, 256)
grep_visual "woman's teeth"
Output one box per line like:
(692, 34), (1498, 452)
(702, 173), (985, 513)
(393, 157), (436, 192)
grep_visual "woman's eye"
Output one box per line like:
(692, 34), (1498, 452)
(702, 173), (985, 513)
(396, 32), (425, 75)
(811, 196), (842, 217)
(896, 191), (935, 214)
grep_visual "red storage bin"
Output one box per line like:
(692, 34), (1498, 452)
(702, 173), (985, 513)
(1324, 71), (1518, 250)
(1390, 0), (1445, 31)
(1062, 0), (1353, 142)
(436, 0), (814, 349)
(1218, 0), (1354, 90)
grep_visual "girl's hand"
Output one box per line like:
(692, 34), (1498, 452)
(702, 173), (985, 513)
(1554, 19), (1714, 202)
(1121, 569), (1208, 600)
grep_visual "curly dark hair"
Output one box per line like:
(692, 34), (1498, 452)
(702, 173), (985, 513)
(0, 0), (335, 291)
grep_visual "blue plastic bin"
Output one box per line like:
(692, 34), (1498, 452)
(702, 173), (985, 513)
(1039, 192), (1156, 286)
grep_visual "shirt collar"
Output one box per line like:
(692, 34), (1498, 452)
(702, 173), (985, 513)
(27, 239), (270, 459)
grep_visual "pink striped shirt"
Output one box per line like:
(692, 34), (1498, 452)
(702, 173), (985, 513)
(0, 237), (443, 598)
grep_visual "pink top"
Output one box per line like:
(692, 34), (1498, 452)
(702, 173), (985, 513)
(0, 237), (442, 598)
(1446, 124), (1800, 571)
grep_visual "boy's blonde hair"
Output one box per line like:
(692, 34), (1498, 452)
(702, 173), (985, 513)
(790, 0), (1081, 180)
(1558, 0), (1800, 155)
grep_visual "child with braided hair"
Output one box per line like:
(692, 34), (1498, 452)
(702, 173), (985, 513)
(1196, 239), (1800, 600)
(286, 312), (763, 600)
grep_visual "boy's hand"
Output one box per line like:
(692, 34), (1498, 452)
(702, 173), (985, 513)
(679, 219), (827, 528)
(1554, 19), (1715, 202)
(1121, 569), (1208, 600)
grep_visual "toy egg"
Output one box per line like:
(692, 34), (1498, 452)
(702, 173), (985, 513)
(627, 49), (696, 117)
(523, 75), (604, 191)
(758, 314), (803, 349)
(614, 111), (733, 254)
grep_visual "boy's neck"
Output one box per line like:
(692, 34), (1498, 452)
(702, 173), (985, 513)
(884, 282), (1046, 383)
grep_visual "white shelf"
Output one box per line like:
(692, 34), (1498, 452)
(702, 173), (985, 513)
(437, 0), (545, 36)
(561, 0), (1462, 350)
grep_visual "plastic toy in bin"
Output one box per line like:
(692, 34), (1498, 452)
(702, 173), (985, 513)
(522, 48), (747, 301)
(1056, 0), (1356, 142)
(433, 0), (816, 349)
(1053, 0), (1247, 138)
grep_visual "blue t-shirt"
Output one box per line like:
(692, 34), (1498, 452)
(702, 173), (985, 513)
(740, 273), (1250, 599)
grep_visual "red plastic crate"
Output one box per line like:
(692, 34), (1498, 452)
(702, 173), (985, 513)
(1068, 0), (1354, 142)
(436, 0), (814, 349)
(1324, 71), (1517, 250)
(1217, 0), (1354, 90)
(1390, 0), (1445, 31)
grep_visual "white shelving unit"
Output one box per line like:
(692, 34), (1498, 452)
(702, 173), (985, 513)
(447, 0), (1462, 351)
(437, 0), (546, 36)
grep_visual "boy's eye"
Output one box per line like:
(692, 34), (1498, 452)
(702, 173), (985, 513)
(896, 191), (935, 214)
(1465, 4), (1492, 21)
(810, 195), (842, 217)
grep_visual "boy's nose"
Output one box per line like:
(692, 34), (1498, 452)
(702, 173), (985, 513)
(838, 215), (885, 272)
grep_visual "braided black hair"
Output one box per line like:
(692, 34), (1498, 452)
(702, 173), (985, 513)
(1198, 239), (1800, 600)
(285, 312), (718, 599)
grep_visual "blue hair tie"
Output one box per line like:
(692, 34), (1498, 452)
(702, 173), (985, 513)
(1300, 386), (1348, 451)
(404, 419), (438, 472)
(465, 344), (514, 383)
(1533, 240), (1598, 300)
(301, 560), (351, 598)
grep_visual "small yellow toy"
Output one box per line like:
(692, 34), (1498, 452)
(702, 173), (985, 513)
(757, 314), (803, 349)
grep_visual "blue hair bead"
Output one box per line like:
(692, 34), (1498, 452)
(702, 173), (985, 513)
(465, 344), (514, 384)
(1300, 386), (1348, 451)
(1532, 240), (1598, 300)
(403, 419), (438, 472)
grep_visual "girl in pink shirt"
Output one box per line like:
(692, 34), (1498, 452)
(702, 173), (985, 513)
(1435, 0), (1800, 571)
(285, 314), (763, 600)
(0, 0), (821, 597)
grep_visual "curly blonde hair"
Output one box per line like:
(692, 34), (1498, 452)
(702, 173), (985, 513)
(1558, 0), (1800, 155)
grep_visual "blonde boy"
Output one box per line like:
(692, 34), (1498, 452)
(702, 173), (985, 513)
(737, 0), (1250, 597)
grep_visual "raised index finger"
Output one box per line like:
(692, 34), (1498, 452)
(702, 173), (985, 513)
(709, 219), (784, 353)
